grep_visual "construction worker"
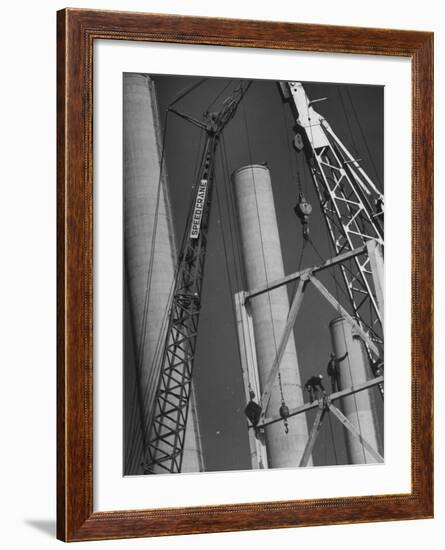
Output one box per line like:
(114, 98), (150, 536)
(374, 197), (384, 222)
(304, 375), (326, 403)
(371, 357), (384, 377)
(244, 390), (262, 427)
(327, 351), (348, 393)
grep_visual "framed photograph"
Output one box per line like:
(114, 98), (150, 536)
(57, 8), (433, 542)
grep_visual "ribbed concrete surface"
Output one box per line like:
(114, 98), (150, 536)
(232, 164), (310, 468)
(124, 73), (203, 474)
(329, 316), (379, 464)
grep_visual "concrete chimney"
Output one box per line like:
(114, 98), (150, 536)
(123, 73), (203, 474)
(232, 164), (310, 468)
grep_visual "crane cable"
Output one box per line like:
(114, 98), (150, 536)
(345, 87), (383, 192)
(221, 129), (267, 404)
(314, 211), (367, 461)
(312, 142), (383, 459)
(241, 93), (291, 431)
(338, 318), (367, 463)
(140, 128), (217, 473)
(127, 109), (184, 472)
(141, 81), (248, 466)
(296, 86), (366, 463)
(306, 232), (367, 463)
(169, 77), (208, 110)
(127, 90), (209, 472)
(143, 126), (209, 423)
(142, 127), (207, 423)
(124, 106), (170, 472)
(205, 79), (234, 115)
(219, 134), (254, 397)
(279, 89), (300, 193)
(337, 85), (361, 162)
(215, 145), (250, 395)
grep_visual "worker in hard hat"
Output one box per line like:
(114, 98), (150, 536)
(327, 351), (348, 393)
(304, 375), (326, 403)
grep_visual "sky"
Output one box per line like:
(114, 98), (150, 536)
(127, 74), (384, 472)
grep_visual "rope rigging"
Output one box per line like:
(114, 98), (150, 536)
(309, 225), (368, 461)
(205, 79), (234, 117)
(125, 77), (384, 472)
(126, 80), (221, 472)
(241, 90), (293, 435)
(140, 80), (252, 474)
(338, 318), (367, 462)
(307, 233), (368, 461)
(125, 106), (170, 472)
(345, 87), (383, 192)
(218, 134), (254, 398)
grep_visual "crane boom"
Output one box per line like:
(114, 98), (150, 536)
(282, 82), (384, 381)
(143, 82), (250, 474)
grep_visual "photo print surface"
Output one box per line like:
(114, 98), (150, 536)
(123, 74), (384, 476)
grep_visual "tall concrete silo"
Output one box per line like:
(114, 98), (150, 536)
(329, 317), (380, 464)
(232, 164), (310, 468)
(123, 73), (204, 474)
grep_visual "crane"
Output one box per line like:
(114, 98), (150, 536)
(143, 82), (251, 474)
(143, 79), (384, 474)
(280, 82), (384, 386)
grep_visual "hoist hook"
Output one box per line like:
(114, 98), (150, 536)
(294, 191), (312, 241)
(279, 400), (290, 435)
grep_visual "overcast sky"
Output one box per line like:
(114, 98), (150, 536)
(128, 75), (384, 472)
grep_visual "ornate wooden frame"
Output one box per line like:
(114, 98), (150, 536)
(57, 8), (434, 542)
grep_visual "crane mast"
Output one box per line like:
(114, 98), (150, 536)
(143, 83), (250, 474)
(282, 82), (384, 374)
(143, 79), (383, 474)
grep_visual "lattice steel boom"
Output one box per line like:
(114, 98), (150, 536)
(282, 82), (384, 373)
(143, 83), (250, 474)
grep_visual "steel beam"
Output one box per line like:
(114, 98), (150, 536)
(246, 245), (366, 301)
(328, 404), (384, 463)
(234, 291), (268, 469)
(299, 404), (326, 467)
(309, 275), (380, 357)
(258, 376), (383, 428)
(258, 276), (308, 420)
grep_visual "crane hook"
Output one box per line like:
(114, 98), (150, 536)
(279, 400), (290, 435)
(294, 192), (312, 241)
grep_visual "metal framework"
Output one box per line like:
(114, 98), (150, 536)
(253, 377), (385, 467)
(283, 82), (384, 364)
(298, 386), (384, 467)
(143, 80), (384, 473)
(143, 83), (250, 474)
(236, 245), (384, 462)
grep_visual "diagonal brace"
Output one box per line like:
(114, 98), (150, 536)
(309, 274), (380, 357)
(258, 275), (308, 421)
(257, 375), (383, 428)
(246, 245), (366, 301)
(328, 403), (383, 463)
(299, 402), (326, 467)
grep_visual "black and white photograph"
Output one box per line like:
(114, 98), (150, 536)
(1, 0), (439, 547)
(123, 73), (384, 476)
